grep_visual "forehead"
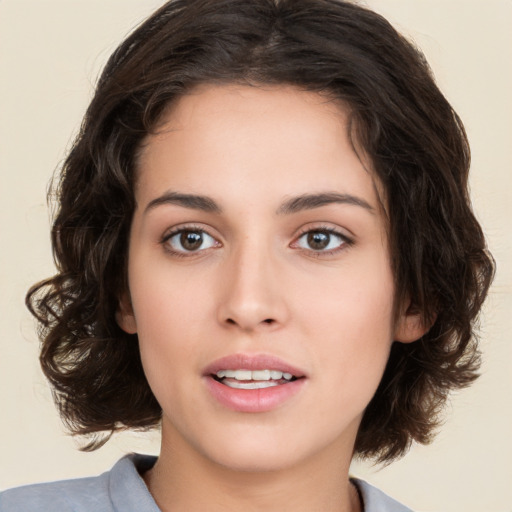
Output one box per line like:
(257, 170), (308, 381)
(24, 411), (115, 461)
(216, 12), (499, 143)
(135, 84), (383, 215)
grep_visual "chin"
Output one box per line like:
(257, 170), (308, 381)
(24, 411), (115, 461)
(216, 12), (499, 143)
(182, 421), (308, 473)
(210, 444), (305, 474)
(194, 421), (347, 475)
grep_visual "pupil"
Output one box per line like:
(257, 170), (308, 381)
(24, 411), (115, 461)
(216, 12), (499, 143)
(181, 231), (203, 250)
(308, 231), (329, 250)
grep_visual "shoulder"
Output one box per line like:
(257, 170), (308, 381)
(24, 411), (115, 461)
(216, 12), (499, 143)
(0, 454), (159, 512)
(352, 478), (414, 512)
(0, 474), (110, 512)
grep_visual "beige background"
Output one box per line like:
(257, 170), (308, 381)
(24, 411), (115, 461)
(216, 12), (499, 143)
(1, 1), (511, 510)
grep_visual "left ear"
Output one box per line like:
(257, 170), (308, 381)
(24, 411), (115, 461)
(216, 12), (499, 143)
(116, 293), (138, 335)
(393, 302), (432, 344)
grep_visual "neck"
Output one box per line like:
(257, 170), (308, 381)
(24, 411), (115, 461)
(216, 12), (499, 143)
(143, 425), (362, 512)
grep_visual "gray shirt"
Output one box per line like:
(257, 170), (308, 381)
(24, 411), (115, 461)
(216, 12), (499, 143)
(0, 454), (412, 511)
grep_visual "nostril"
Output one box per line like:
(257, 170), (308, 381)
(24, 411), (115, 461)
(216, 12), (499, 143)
(223, 317), (277, 328)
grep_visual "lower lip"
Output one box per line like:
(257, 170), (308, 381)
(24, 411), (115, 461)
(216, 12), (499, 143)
(204, 376), (306, 413)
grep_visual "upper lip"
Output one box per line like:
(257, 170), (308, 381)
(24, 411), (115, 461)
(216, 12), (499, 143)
(203, 353), (306, 378)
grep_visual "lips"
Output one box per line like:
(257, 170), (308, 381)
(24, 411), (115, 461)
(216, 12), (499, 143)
(203, 353), (306, 377)
(203, 354), (307, 413)
(214, 369), (295, 390)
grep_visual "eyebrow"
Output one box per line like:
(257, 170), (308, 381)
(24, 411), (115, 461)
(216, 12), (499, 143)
(144, 190), (374, 216)
(276, 192), (375, 215)
(144, 191), (222, 214)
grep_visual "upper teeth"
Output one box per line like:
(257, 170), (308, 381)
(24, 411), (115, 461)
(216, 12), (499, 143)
(216, 369), (293, 381)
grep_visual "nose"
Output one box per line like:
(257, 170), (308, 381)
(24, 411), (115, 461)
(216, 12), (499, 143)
(216, 239), (289, 332)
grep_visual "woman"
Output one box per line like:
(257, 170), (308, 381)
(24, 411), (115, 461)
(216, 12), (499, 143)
(0, 1), (494, 510)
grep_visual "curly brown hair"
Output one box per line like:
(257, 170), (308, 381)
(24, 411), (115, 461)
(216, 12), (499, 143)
(27, 0), (494, 462)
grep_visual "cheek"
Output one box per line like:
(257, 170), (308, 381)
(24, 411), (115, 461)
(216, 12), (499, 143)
(129, 253), (213, 331)
(127, 260), (215, 385)
(297, 255), (395, 382)
(301, 252), (394, 330)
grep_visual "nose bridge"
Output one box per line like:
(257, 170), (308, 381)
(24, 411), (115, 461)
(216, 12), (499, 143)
(218, 231), (286, 330)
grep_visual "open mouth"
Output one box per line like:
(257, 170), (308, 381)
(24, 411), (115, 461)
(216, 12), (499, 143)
(204, 356), (306, 412)
(212, 369), (299, 389)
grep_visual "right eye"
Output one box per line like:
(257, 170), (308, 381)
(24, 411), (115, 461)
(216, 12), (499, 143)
(163, 229), (219, 254)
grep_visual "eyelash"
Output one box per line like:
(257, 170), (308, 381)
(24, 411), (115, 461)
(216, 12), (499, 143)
(161, 224), (220, 258)
(160, 225), (353, 258)
(292, 225), (353, 257)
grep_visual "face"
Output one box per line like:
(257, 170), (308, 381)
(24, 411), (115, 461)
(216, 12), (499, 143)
(119, 84), (421, 474)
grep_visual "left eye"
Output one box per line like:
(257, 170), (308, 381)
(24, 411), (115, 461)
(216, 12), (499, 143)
(164, 229), (218, 253)
(296, 230), (346, 252)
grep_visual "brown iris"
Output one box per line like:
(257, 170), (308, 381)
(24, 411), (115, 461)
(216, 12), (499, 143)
(180, 231), (204, 251)
(307, 231), (330, 250)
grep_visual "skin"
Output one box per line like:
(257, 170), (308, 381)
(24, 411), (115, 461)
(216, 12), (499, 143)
(118, 84), (424, 512)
